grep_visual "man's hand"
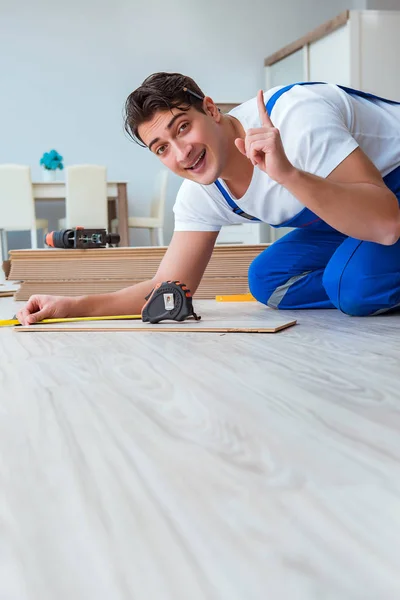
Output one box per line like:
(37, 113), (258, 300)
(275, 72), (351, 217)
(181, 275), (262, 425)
(16, 295), (78, 325)
(235, 90), (296, 184)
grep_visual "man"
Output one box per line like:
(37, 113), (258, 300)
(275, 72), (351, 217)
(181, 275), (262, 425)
(17, 72), (400, 324)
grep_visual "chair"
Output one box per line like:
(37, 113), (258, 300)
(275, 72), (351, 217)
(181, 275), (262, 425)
(111, 170), (168, 246)
(0, 164), (48, 273)
(58, 165), (108, 229)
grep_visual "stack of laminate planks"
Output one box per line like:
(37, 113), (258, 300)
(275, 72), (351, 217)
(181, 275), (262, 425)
(8, 245), (269, 301)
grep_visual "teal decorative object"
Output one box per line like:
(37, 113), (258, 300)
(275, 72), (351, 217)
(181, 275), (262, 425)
(40, 149), (64, 171)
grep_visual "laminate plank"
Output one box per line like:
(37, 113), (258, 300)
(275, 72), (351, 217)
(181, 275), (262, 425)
(6, 300), (297, 332)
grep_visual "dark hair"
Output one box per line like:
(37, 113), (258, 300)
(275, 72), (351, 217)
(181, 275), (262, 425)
(124, 72), (206, 146)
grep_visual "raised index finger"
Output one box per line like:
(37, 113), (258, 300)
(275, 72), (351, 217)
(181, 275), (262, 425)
(257, 89), (273, 127)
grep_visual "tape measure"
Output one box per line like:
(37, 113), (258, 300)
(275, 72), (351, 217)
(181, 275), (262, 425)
(0, 315), (142, 328)
(142, 281), (200, 324)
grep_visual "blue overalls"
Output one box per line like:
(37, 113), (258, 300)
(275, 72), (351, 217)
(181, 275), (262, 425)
(214, 82), (400, 316)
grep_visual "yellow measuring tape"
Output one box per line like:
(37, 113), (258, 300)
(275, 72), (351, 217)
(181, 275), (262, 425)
(0, 315), (142, 328)
(215, 293), (255, 302)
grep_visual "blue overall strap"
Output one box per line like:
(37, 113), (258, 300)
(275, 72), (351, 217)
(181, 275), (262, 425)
(266, 81), (400, 114)
(214, 180), (261, 222)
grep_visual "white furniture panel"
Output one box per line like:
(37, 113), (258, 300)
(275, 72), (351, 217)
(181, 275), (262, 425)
(308, 24), (351, 86)
(65, 165), (108, 230)
(265, 48), (306, 89)
(359, 10), (400, 100)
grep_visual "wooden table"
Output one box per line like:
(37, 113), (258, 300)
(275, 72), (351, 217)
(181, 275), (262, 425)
(33, 182), (129, 246)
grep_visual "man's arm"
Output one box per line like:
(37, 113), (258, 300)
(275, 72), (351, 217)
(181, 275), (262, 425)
(17, 230), (219, 324)
(239, 89), (400, 246)
(282, 147), (400, 245)
(81, 229), (219, 315)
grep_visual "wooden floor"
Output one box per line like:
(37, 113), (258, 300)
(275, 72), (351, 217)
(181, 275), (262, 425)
(1, 297), (400, 599)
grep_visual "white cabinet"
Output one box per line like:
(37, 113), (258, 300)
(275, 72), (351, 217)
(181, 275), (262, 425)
(266, 48), (306, 89)
(308, 24), (351, 86)
(265, 10), (400, 100)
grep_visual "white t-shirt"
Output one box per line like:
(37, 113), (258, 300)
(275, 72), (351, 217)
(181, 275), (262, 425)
(173, 83), (400, 232)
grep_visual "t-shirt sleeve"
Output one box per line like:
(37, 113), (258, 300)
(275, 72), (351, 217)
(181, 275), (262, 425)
(173, 180), (222, 232)
(273, 86), (359, 179)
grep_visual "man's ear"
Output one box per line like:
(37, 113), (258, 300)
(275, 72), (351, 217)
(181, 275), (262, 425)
(203, 96), (221, 122)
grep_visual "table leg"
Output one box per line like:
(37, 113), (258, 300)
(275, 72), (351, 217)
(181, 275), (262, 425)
(107, 199), (117, 233)
(0, 230), (7, 283)
(116, 183), (129, 247)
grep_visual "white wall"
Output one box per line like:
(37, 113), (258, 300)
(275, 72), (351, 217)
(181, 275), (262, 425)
(1, 0), (353, 247)
(365, 0), (400, 8)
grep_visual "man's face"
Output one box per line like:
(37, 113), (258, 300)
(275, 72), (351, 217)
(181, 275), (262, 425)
(138, 99), (228, 185)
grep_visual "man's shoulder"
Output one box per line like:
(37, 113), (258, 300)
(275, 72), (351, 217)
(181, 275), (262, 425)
(176, 178), (212, 202)
(175, 179), (221, 216)
(226, 84), (331, 127)
(227, 93), (268, 129)
(230, 83), (343, 111)
(266, 83), (347, 117)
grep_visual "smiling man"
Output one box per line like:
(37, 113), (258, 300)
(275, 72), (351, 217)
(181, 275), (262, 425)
(17, 72), (400, 325)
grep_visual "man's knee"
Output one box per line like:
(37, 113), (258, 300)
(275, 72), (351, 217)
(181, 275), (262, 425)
(323, 265), (376, 316)
(248, 253), (275, 305)
(248, 251), (313, 309)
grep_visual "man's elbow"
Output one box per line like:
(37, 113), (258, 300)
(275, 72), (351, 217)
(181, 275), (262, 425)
(379, 217), (400, 246)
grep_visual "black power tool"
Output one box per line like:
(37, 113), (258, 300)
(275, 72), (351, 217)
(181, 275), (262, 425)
(45, 227), (120, 249)
(142, 281), (201, 324)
